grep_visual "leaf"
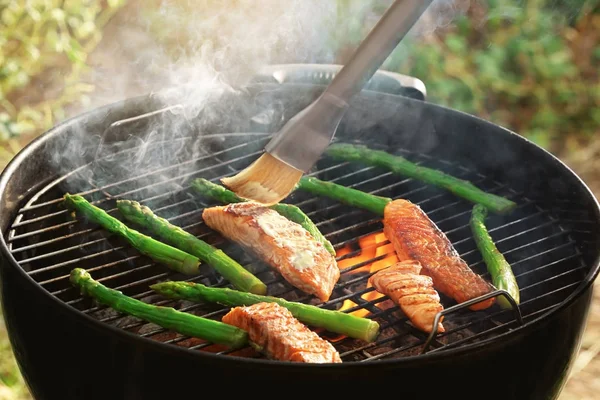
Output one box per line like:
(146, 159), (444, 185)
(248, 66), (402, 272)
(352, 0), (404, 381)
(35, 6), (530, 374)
(445, 34), (467, 53)
(76, 20), (96, 39)
(51, 8), (65, 22)
(110, 0), (127, 8)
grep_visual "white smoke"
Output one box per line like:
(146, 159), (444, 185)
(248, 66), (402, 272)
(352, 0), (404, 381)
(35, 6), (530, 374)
(49, 0), (473, 198)
(80, 0), (472, 111)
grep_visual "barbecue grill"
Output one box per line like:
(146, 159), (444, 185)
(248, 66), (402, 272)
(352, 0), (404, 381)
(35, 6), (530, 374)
(1, 65), (599, 399)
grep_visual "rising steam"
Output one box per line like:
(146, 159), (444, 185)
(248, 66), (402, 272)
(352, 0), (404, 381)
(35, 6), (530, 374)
(48, 0), (472, 200)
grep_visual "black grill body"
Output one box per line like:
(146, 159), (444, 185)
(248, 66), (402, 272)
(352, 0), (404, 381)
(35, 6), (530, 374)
(1, 82), (599, 400)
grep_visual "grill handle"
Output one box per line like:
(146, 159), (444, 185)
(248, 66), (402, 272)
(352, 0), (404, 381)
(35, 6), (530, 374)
(421, 289), (525, 354)
(252, 63), (427, 101)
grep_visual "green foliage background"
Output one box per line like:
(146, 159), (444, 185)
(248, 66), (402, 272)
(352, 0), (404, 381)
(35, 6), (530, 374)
(0, 1), (598, 398)
(0, 0), (125, 169)
(331, 0), (599, 149)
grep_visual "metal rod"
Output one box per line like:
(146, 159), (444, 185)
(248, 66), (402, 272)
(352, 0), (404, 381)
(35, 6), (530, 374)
(421, 289), (524, 354)
(7, 128), (589, 362)
(17, 137), (269, 213)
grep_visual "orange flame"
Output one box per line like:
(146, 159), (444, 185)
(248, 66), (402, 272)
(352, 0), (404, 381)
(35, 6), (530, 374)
(335, 231), (399, 319)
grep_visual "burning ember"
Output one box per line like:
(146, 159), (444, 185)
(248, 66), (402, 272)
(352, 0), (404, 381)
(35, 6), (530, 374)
(336, 231), (399, 317)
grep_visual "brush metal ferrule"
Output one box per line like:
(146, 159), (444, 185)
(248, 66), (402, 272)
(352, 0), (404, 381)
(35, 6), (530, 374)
(264, 92), (349, 173)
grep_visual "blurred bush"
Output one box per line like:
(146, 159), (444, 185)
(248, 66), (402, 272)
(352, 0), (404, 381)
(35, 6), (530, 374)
(1, 0), (598, 160)
(335, 0), (599, 151)
(0, 319), (29, 400)
(0, 0), (125, 167)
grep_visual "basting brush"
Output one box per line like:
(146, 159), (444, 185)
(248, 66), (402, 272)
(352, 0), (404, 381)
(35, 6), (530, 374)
(221, 0), (434, 205)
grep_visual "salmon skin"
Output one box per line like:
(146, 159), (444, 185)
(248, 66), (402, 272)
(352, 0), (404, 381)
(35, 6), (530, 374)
(369, 260), (445, 333)
(202, 202), (340, 301)
(222, 302), (342, 363)
(383, 199), (495, 311)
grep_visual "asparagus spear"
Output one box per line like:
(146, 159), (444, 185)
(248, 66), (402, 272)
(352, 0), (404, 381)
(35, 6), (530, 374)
(63, 194), (200, 275)
(116, 200), (267, 295)
(151, 280), (380, 342)
(191, 178), (336, 256)
(470, 205), (520, 309)
(296, 176), (391, 215)
(70, 268), (248, 348)
(326, 143), (517, 214)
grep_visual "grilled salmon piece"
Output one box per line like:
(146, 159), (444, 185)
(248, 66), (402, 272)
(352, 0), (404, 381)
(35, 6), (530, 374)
(369, 260), (444, 333)
(222, 302), (342, 363)
(202, 202), (339, 301)
(383, 199), (495, 311)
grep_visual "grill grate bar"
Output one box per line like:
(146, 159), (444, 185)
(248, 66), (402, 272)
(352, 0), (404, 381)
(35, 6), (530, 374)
(26, 208), (375, 280)
(12, 159), (371, 253)
(11, 149), (265, 229)
(14, 138), (183, 212)
(35, 203), (577, 323)
(8, 148), (472, 244)
(79, 257), (372, 318)
(427, 282), (581, 355)
(9, 220), (81, 242)
(90, 272), (362, 335)
(16, 138), (269, 214)
(298, 161), (481, 214)
(159, 294), (396, 354)
(7, 131), (593, 364)
(27, 246), (128, 276)
(10, 228), (98, 254)
(67, 272), (205, 309)
(11, 208), (74, 228)
(77, 251), (402, 331)
(36, 204), (575, 305)
(18, 238), (110, 265)
(71, 246), (586, 351)
(9, 160), (373, 248)
(516, 253), (581, 279)
(361, 278), (581, 361)
(519, 266), (586, 294)
(478, 252), (583, 286)
(470, 235), (576, 272)
(440, 197), (530, 237)
(24, 159), (418, 277)
(6, 159), (528, 283)
(454, 220), (555, 250)
(45, 255), (143, 289)
(147, 245), (582, 347)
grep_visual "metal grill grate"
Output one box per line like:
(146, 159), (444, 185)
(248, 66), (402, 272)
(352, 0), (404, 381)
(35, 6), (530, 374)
(5, 113), (587, 362)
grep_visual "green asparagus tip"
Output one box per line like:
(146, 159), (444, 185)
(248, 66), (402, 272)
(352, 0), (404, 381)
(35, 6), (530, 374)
(70, 267), (87, 284)
(115, 199), (147, 225)
(70, 268), (92, 296)
(365, 320), (380, 343)
(474, 204), (488, 217)
(497, 201), (517, 215)
(63, 193), (77, 207)
(249, 282), (268, 296)
(149, 282), (174, 296)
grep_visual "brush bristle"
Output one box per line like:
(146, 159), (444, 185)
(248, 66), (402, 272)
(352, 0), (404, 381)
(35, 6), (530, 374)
(221, 153), (303, 205)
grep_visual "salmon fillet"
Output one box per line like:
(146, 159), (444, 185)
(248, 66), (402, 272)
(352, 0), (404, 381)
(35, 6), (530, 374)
(383, 199), (495, 311)
(369, 260), (445, 333)
(222, 302), (342, 363)
(202, 202), (339, 301)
